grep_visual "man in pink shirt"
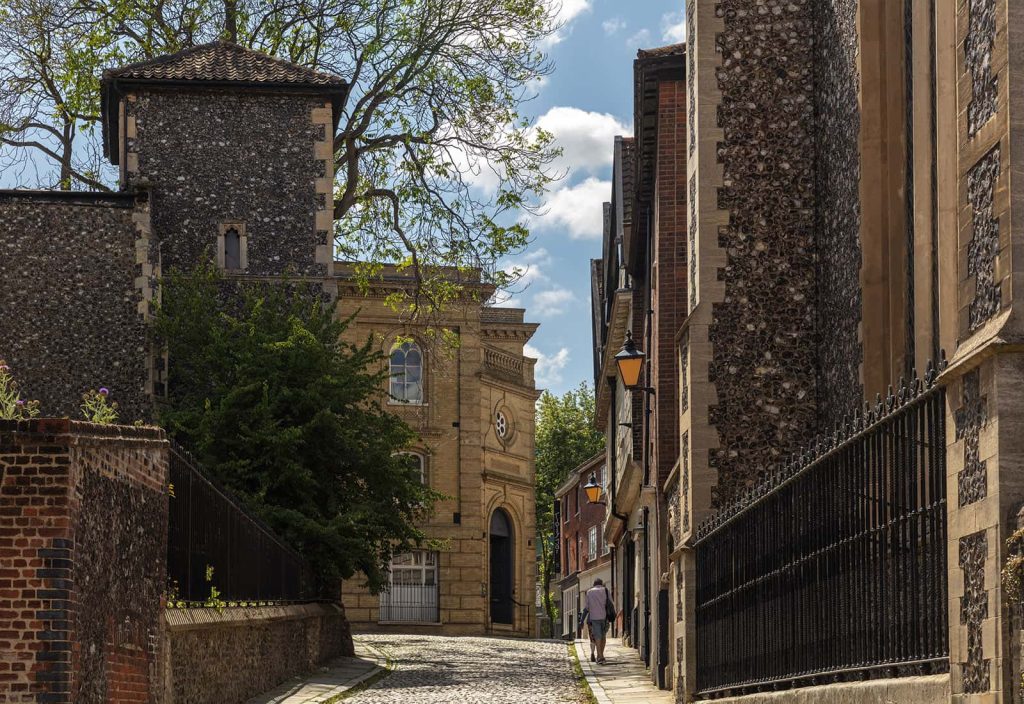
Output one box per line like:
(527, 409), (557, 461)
(584, 578), (613, 664)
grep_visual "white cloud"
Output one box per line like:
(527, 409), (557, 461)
(542, 0), (592, 47)
(661, 11), (687, 43)
(533, 287), (577, 316)
(602, 17), (625, 35)
(626, 28), (652, 48)
(525, 343), (571, 388)
(503, 247), (553, 290)
(535, 106), (630, 177)
(530, 177), (609, 240)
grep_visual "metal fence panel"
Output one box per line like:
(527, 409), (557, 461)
(694, 373), (948, 697)
(166, 442), (321, 603)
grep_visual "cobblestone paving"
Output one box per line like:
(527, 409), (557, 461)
(349, 634), (585, 703)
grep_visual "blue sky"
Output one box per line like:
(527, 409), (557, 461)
(500, 0), (686, 395)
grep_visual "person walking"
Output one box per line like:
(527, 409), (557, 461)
(584, 578), (615, 664)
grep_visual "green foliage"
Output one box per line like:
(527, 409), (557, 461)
(534, 382), (605, 632)
(80, 388), (119, 424)
(151, 263), (442, 592)
(203, 565), (226, 611)
(0, 0), (562, 313)
(0, 360), (40, 420)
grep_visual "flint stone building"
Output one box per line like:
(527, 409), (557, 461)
(592, 0), (1024, 702)
(0, 42), (538, 639)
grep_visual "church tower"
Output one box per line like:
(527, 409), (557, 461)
(101, 41), (348, 283)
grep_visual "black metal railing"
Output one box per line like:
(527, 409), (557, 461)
(167, 442), (321, 604)
(694, 365), (949, 697)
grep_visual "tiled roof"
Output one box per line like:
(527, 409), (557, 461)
(637, 43), (685, 60)
(104, 41), (345, 86)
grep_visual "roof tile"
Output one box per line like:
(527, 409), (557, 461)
(104, 40), (344, 86)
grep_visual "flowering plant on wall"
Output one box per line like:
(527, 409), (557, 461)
(81, 388), (119, 424)
(0, 360), (40, 420)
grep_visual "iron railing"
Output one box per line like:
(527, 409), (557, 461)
(167, 442), (321, 604)
(694, 364), (949, 697)
(379, 583), (440, 623)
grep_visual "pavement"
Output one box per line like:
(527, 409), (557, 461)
(575, 638), (675, 704)
(245, 641), (387, 704)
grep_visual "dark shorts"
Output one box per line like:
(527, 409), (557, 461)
(588, 619), (607, 639)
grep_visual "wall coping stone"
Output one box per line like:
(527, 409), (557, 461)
(0, 417), (165, 442)
(707, 674), (949, 704)
(164, 603), (343, 632)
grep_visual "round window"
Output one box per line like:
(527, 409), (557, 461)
(495, 410), (509, 439)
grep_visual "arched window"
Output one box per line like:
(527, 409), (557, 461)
(224, 227), (241, 270)
(395, 451), (426, 483)
(390, 341), (423, 403)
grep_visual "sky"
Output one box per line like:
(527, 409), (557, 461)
(501, 0), (686, 396)
(0, 0), (687, 397)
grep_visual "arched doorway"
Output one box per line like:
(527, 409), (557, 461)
(489, 509), (514, 624)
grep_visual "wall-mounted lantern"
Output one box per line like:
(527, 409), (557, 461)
(614, 331), (650, 391)
(584, 472), (605, 505)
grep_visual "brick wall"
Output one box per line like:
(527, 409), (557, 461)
(162, 604), (352, 704)
(0, 419), (168, 704)
(652, 78), (687, 489)
(0, 193), (156, 422)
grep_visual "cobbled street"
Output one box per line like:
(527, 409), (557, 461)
(348, 634), (586, 703)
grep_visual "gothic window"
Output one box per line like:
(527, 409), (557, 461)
(224, 228), (241, 270)
(495, 410), (509, 439)
(390, 341), (423, 403)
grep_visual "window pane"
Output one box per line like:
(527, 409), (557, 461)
(406, 381), (422, 403)
(224, 229), (241, 269)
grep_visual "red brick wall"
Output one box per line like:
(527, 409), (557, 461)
(558, 464), (611, 579)
(651, 79), (687, 490)
(0, 419), (168, 704)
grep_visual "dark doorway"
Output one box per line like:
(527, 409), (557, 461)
(489, 509), (514, 624)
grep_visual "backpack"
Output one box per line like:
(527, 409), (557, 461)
(603, 587), (616, 620)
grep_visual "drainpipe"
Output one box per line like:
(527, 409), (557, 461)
(606, 373), (629, 631)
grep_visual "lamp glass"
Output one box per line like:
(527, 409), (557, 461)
(616, 354), (645, 389)
(583, 473), (604, 504)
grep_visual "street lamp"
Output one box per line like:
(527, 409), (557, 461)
(614, 331), (648, 391)
(583, 472), (605, 505)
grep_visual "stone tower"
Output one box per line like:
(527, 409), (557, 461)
(100, 41), (348, 284)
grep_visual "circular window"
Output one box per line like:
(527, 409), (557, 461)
(495, 411), (509, 439)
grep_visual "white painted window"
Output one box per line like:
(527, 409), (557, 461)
(389, 341), (423, 403)
(588, 526), (597, 562)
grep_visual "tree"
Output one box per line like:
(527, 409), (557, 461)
(151, 264), (442, 592)
(0, 0), (562, 311)
(535, 382), (605, 635)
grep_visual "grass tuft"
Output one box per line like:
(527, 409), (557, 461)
(569, 641), (598, 704)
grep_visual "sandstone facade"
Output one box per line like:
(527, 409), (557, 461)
(338, 277), (539, 637)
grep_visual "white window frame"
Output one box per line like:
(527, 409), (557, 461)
(389, 341), (424, 404)
(588, 526), (597, 562)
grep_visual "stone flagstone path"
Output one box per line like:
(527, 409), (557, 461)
(575, 638), (674, 704)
